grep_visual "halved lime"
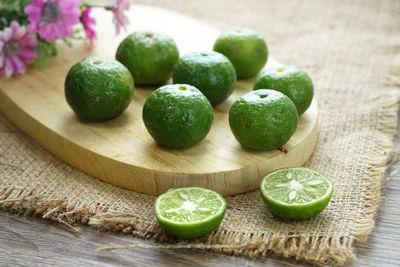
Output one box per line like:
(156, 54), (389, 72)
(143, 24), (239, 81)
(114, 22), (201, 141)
(154, 187), (226, 239)
(260, 167), (334, 220)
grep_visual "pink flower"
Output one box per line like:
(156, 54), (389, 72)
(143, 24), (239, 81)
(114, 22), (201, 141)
(111, 0), (130, 34)
(24, 0), (81, 42)
(0, 21), (37, 77)
(80, 6), (97, 47)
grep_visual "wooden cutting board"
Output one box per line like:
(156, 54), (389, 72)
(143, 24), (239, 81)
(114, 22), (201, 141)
(0, 5), (318, 196)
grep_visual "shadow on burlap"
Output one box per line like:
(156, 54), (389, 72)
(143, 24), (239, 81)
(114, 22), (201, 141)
(1, 0), (400, 266)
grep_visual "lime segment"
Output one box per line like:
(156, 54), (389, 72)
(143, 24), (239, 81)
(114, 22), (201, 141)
(154, 187), (226, 239)
(260, 167), (333, 220)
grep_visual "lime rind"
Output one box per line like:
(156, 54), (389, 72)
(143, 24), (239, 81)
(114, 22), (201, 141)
(253, 66), (314, 115)
(228, 89), (298, 151)
(262, 169), (333, 206)
(154, 187), (226, 239)
(155, 187), (226, 224)
(260, 167), (334, 220)
(142, 84), (214, 149)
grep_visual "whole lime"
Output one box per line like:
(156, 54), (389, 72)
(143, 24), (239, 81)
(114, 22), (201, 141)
(229, 89), (298, 151)
(142, 84), (213, 148)
(253, 66), (314, 115)
(115, 31), (179, 85)
(213, 27), (268, 79)
(65, 57), (134, 122)
(172, 51), (236, 106)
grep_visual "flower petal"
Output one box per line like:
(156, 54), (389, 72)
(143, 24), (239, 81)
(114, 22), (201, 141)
(59, 0), (81, 11)
(0, 28), (12, 42)
(54, 21), (69, 39)
(28, 22), (39, 33)
(18, 48), (36, 63)
(24, 3), (43, 31)
(60, 12), (80, 26)
(19, 33), (37, 47)
(3, 58), (14, 77)
(11, 57), (26, 75)
(111, 0), (130, 35)
(28, 13), (43, 24)
(25, 0), (45, 34)
(0, 54), (4, 68)
(11, 22), (28, 41)
(38, 23), (56, 42)
(24, 4), (43, 17)
(59, 0), (81, 26)
(33, 0), (45, 5)
(10, 21), (20, 32)
(124, 0), (131, 10)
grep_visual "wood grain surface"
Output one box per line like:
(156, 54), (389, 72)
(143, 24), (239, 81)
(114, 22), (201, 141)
(0, 124), (398, 267)
(0, 111), (398, 266)
(1, 3), (398, 267)
(0, 5), (318, 196)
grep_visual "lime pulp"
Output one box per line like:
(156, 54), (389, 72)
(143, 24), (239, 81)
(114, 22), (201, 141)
(154, 187), (226, 239)
(260, 167), (334, 220)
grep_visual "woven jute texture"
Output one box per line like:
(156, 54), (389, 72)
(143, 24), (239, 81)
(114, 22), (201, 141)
(1, 0), (400, 266)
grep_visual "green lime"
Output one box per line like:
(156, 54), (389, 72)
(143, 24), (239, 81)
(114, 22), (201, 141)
(260, 167), (334, 220)
(229, 89), (298, 151)
(142, 84), (213, 148)
(213, 27), (268, 79)
(154, 187), (226, 239)
(172, 51), (236, 106)
(253, 66), (314, 115)
(115, 31), (179, 85)
(65, 57), (134, 122)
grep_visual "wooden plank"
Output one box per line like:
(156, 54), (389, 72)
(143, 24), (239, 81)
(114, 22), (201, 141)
(1, 112), (398, 266)
(1, 128), (400, 267)
(0, 163), (399, 267)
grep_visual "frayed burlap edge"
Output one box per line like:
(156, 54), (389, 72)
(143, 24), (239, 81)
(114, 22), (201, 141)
(1, 8), (400, 267)
(91, 88), (400, 266)
(1, 84), (399, 266)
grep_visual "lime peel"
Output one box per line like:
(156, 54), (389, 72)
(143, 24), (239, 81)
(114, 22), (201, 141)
(260, 167), (334, 220)
(154, 187), (226, 238)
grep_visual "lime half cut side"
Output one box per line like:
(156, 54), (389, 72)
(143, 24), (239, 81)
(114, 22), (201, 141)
(154, 187), (226, 239)
(260, 167), (334, 220)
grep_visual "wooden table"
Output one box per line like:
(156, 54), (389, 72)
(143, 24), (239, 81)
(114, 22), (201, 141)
(0, 110), (399, 266)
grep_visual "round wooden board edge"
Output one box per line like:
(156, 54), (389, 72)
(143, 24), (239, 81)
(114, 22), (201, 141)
(0, 5), (319, 196)
(0, 88), (318, 196)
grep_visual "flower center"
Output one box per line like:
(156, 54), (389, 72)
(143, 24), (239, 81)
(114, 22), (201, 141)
(42, 2), (60, 22)
(4, 40), (19, 58)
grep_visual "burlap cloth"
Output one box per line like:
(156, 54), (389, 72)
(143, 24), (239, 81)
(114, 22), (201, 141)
(1, 0), (400, 266)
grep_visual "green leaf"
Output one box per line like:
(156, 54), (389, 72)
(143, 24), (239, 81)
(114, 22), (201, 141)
(0, 0), (32, 29)
(32, 39), (58, 68)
